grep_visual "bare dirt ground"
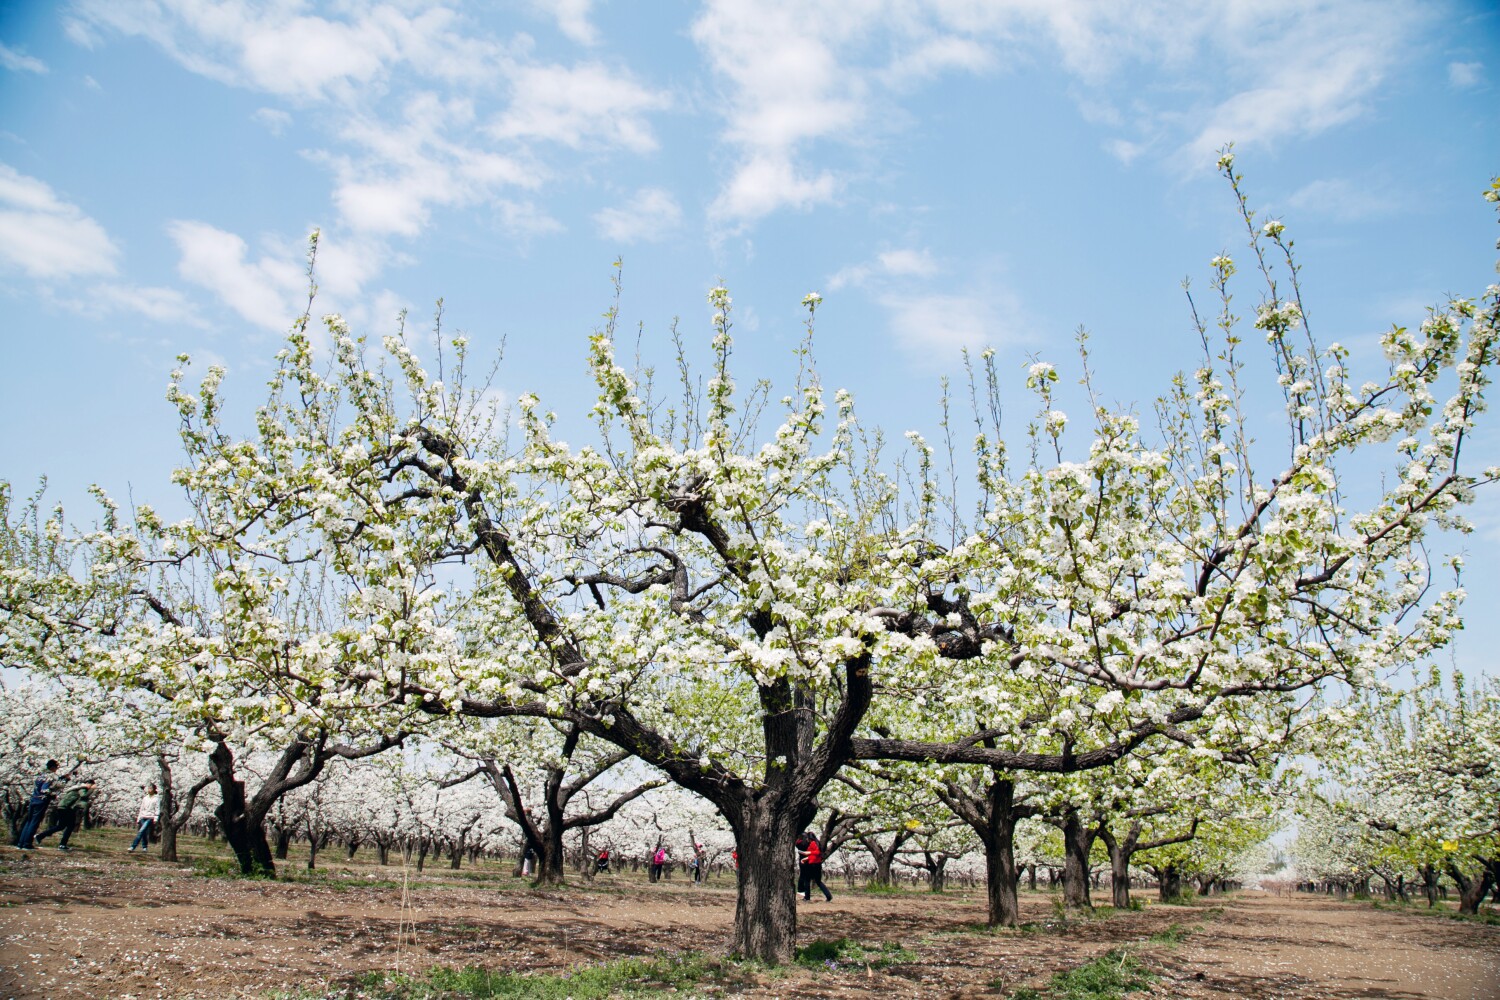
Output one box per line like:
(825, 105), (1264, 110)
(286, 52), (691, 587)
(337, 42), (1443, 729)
(1, 833), (1496, 999)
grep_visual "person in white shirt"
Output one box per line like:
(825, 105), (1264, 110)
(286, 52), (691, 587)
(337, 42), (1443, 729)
(127, 784), (160, 852)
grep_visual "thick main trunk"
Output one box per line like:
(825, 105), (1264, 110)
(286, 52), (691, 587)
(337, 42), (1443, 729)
(1060, 812), (1094, 911)
(1449, 861), (1496, 916)
(1157, 865), (1181, 902)
(534, 826), (567, 885)
(208, 742), (275, 877)
(728, 801), (804, 964)
(978, 778), (1024, 928)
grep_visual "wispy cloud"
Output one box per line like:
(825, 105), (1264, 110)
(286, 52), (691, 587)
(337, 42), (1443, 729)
(0, 42), (47, 74)
(595, 188), (683, 243)
(67, 0), (671, 321)
(90, 283), (205, 326)
(488, 62), (668, 152)
(691, 0), (1431, 225)
(1285, 176), (1399, 223)
(1448, 61), (1484, 90)
(827, 247), (938, 291)
(880, 289), (1029, 361)
(251, 107), (291, 135)
(530, 0), (601, 46)
(0, 164), (117, 279)
(167, 220), (305, 332)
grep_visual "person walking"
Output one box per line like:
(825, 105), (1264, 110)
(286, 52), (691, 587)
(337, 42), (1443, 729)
(127, 783), (161, 852)
(14, 760), (61, 850)
(650, 844), (667, 883)
(33, 778), (94, 851)
(798, 831), (833, 902)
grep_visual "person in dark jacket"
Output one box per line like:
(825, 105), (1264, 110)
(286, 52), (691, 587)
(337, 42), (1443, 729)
(33, 778), (93, 851)
(14, 760), (61, 850)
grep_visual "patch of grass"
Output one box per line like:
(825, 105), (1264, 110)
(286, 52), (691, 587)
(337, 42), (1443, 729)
(281, 953), (727, 999)
(1147, 923), (1190, 946)
(1002, 949), (1156, 1000)
(191, 856), (252, 879)
(860, 879), (904, 894)
(794, 938), (915, 971)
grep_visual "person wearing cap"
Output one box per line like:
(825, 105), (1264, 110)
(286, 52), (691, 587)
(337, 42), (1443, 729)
(33, 778), (94, 851)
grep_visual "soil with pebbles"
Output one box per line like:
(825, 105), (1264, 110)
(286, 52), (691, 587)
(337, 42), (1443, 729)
(1, 834), (1496, 999)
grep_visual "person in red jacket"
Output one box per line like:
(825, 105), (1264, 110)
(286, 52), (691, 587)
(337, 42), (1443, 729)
(796, 831), (833, 902)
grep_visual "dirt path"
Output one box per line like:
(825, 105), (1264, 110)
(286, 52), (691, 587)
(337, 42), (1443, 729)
(1157, 891), (1500, 1000)
(1, 845), (1496, 999)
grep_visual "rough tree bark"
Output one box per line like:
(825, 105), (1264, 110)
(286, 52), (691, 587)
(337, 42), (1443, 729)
(939, 773), (1038, 928)
(155, 754), (212, 864)
(1096, 814), (1198, 910)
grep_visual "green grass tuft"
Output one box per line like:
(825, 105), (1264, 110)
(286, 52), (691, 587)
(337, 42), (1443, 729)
(1147, 923), (1190, 946)
(794, 937), (916, 971)
(1004, 948), (1156, 1000)
(283, 953), (725, 999)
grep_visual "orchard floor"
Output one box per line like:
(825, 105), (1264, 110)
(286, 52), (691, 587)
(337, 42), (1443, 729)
(1, 833), (1497, 1000)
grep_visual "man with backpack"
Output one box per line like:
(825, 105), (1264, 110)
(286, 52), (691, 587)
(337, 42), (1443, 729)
(14, 760), (61, 851)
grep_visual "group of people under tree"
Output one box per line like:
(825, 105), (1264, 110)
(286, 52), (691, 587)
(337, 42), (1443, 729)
(11, 758), (159, 856)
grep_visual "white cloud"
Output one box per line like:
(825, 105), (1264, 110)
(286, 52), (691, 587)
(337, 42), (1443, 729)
(595, 188), (683, 243)
(827, 246), (937, 291)
(71, 0), (670, 271)
(69, 1), (510, 101)
(1285, 177), (1397, 222)
(489, 63), (668, 152)
(90, 283), (204, 325)
(167, 220), (305, 332)
(251, 107), (291, 135)
(692, 0), (1431, 224)
(692, 1), (871, 225)
(532, 0), (600, 46)
(1448, 61), (1483, 90)
(326, 93), (540, 236)
(495, 200), (565, 238)
(1180, 41), (1389, 166)
(715, 151), (839, 223)
(877, 248), (938, 277)
(0, 43), (47, 74)
(880, 290), (1027, 360)
(0, 164), (118, 279)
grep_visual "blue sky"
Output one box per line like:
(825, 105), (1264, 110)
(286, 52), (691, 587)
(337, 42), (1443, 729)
(1, 1), (1498, 676)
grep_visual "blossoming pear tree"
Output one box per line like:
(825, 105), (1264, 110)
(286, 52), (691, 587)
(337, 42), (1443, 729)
(0, 471), (413, 876)
(1322, 669), (1500, 912)
(1, 165), (1495, 965)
